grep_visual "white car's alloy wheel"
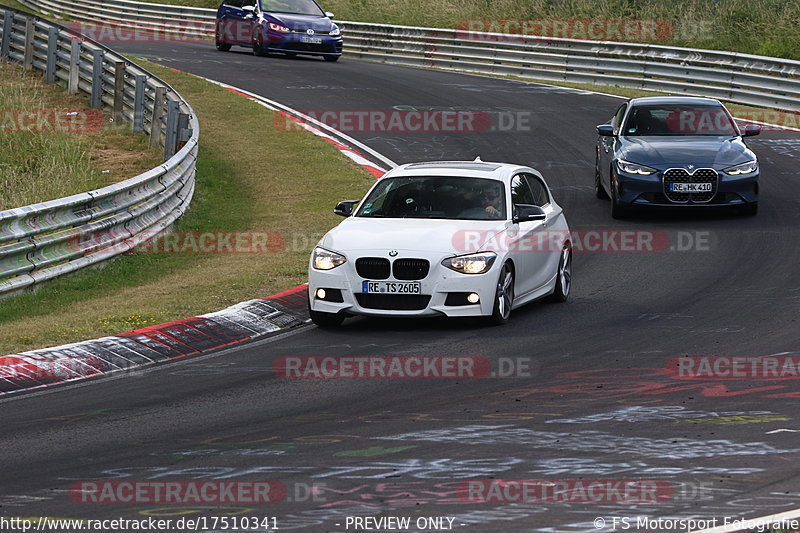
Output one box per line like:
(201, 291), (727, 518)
(490, 263), (514, 324)
(551, 245), (572, 302)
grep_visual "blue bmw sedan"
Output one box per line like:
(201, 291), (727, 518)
(595, 96), (760, 217)
(216, 0), (342, 61)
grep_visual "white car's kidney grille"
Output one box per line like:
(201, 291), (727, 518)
(392, 259), (430, 280)
(356, 258), (390, 279)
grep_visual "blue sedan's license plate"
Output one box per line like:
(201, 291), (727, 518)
(362, 281), (421, 294)
(670, 182), (712, 193)
(301, 36), (323, 44)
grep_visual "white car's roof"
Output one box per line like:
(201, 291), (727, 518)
(384, 160), (530, 181)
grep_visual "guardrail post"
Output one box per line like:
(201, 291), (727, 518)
(68, 39), (80, 93)
(176, 112), (190, 152)
(91, 48), (103, 108)
(23, 17), (34, 69)
(45, 26), (57, 83)
(112, 60), (125, 123)
(1, 13), (12, 59)
(163, 99), (180, 160)
(133, 74), (146, 133)
(149, 85), (166, 148)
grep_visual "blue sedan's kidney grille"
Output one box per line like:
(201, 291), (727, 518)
(356, 258), (390, 279)
(663, 168), (718, 203)
(392, 259), (430, 280)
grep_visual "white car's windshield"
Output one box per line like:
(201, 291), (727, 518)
(356, 176), (506, 220)
(260, 0), (323, 16)
(624, 104), (738, 136)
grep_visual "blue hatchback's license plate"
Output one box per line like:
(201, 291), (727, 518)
(362, 281), (421, 294)
(301, 36), (323, 44)
(670, 182), (712, 193)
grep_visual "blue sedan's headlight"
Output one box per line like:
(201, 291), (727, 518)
(313, 247), (346, 270)
(723, 160), (758, 175)
(442, 252), (497, 274)
(617, 159), (657, 175)
(329, 24), (340, 37)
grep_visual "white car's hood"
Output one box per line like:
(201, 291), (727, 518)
(320, 217), (510, 253)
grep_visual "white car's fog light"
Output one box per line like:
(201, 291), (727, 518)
(316, 288), (327, 299)
(467, 293), (480, 304)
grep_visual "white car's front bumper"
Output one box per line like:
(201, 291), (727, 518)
(308, 249), (501, 318)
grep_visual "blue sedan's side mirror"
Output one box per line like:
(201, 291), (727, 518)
(325, 11), (335, 18)
(596, 124), (615, 136)
(742, 124), (761, 137)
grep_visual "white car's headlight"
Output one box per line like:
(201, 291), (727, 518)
(329, 24), (340, 36)
(312, 247), (346, 270)
(617, 159), (657, 175)
(723, 160), (758, 175)
(442, 252), (497, 274)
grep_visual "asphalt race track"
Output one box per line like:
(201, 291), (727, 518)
(2, 40), (800, 532)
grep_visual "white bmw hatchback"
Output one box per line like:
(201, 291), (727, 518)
(307, 160), (572, 327)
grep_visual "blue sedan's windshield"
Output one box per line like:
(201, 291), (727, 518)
(260, 0), (323, 15)
(624, 104), (738, 136)
(356, 176), (507, 220)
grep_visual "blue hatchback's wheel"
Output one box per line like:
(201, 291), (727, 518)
(252, 32), (268, 56)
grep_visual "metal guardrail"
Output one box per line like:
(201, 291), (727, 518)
(0, 3), (198, 297)
(14, 0), (800, 113)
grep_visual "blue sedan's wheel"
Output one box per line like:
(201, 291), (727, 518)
(489, 263), (514, 325)
(550, 244), (572, 302)
(595, 151), (608, 199)
(610, 177), (627, 219)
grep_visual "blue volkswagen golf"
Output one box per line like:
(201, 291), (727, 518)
(595, 96), (760, 218)
(216, 0), (342, 61)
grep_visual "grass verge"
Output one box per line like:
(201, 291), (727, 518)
(0, 62), (161, 210)
(0, 60), (375, 354)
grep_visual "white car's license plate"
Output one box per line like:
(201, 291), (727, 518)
(670, 182), (712, 192)
(362, 281), (421, 294)
(301, 36), (322, 44)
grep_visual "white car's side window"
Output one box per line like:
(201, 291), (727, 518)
(511, 175), (536, 205)
(524, 174), (551, 207)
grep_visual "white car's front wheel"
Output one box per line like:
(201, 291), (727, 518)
(489, 263), (514, 325)
(550, 244), (572, 302)
(308, 300), (345, 328)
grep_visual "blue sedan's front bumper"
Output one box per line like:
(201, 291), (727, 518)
(614, 168), (758, 207)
